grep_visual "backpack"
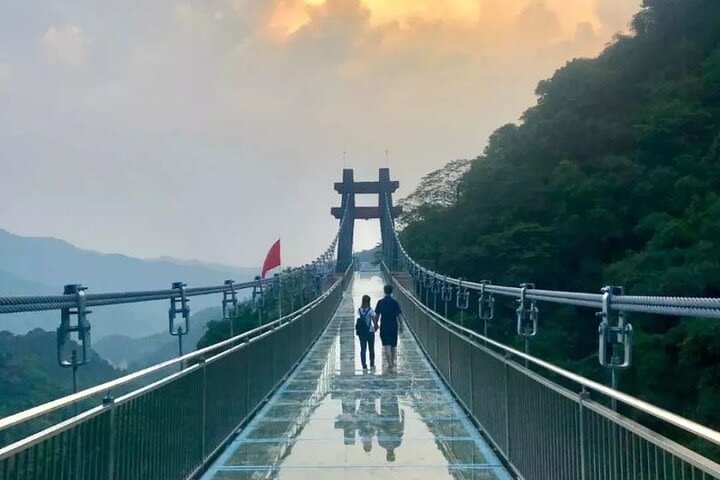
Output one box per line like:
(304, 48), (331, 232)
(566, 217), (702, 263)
(355, 308), (370, 337)
(355, 317), (364, 337)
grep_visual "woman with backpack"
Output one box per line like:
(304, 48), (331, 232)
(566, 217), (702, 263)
(356, 295), (376, 370)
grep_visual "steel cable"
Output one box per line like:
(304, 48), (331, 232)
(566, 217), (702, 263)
(0, 204), (348, 315)
(383, 193), (720, 319)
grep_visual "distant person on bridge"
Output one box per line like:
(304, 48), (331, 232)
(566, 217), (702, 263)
(356, 295), (376, 370)
(373, 284), (404, 373)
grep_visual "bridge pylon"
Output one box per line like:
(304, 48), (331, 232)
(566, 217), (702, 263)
(331, 168), (401, 272)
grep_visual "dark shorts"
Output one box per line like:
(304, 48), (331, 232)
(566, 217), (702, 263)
(380, 329), (398, 347)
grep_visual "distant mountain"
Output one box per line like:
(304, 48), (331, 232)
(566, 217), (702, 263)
(0, 270), (57, 332)
(0, 269), (55, 296)
(93, 330), (170, 369)
(147, 256), (254, 275)
(95, 306), (223, 370)
(0, 228), (257, 292)
(93, 332), (169, 370)
(0, 228), (256, 339)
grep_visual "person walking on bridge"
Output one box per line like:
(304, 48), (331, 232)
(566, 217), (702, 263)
(356, 295), (376, 370)
(373, 284), (404, 373)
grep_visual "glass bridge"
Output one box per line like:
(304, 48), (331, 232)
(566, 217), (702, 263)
(201, 273), (511, 479)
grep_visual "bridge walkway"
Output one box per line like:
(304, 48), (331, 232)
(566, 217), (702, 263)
(201, 273), (511, 479)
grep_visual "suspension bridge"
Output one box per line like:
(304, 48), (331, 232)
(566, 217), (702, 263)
(0, 168), (719, 479)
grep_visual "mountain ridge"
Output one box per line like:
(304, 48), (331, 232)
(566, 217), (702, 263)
(0, 228), (255, 339)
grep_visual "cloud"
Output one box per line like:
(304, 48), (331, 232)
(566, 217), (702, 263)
(0, 0), (642, 265)
(513, 1), (564, 43)
(594, 0), (639, 35)
(40, 25), (89, 66)
(23, 1), (639, 137)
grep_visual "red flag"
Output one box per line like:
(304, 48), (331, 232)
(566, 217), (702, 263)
(261, 239), (281, 278)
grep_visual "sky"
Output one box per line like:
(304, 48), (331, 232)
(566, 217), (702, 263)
(0, 0), (642, 267)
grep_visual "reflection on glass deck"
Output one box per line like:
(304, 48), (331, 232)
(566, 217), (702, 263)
(202, 274), (511, 480)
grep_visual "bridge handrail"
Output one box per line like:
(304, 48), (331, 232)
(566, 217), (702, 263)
(0, 262), (351, 435)
(0, 203), (350, 433)
(0, 279), (261, 313)
(385, 264), (720, 448)
(0, 262), (338, 314)
(387, 196), (720, 318)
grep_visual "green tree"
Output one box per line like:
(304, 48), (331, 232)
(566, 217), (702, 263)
(397, 0), (720, 457)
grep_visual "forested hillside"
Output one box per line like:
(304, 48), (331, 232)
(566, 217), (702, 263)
(0, 330), (119, 418)
(95, 306), (225, 369)
(197, 270), (326, 349)
(399, 0), (720, 455)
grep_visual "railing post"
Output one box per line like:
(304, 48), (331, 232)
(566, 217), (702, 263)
(252, 276), (265, 326)
(441, 277), (452, 318)
(447, 325), (453, 384)
(478, 280), (494, 344)
(430, 277), (439, 312)
(169, 282), (190, 370)
(103, 394), (115, 480)
(423, 273), (431, 306)
(516, 283), (538, 367)
(58, 284), (92, 400)
(222, 280), (237, 338)
(467, 339), (474, 422)
(456, 279), (469, 326)
(74, 415), (81, 480)
(597, 286), (632, 411)
(578, 387), (589, 480)
(275, 273), (283, 319)
(503, 351), (511, 458)
(200, 357), (207, 461)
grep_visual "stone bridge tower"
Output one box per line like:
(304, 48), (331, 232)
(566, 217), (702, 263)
(331, 168), (401, 271)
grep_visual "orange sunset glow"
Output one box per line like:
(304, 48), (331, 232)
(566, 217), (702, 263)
(268, 0), (614, 40)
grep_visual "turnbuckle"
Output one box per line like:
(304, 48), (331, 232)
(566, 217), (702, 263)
(456, 279), (470, 310)
(411, 265), (420, 292)
(252, 275), (265, 308)
(319, 255), (328, 275)
(169, 282), (190, 336)
(478, 280), (495, 320)
(441, 277), (453, 302)
(307, 267), (315, 292)
(57, 284), (92, 368)
(430, 277), (440, 295)
(274, 273), (282, 300)
(423, 272), (433, 290)
(314, 271), (323, 296)
(516, 283), (538, 337)
(597, 286), (632, 369)
(222, 279), (238, 321)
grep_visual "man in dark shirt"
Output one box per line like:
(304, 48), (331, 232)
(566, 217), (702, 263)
(373, 284), (404, 373)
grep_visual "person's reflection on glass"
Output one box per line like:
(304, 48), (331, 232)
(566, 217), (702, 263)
(333, 291), (358, 445)
(356, 393), (378, 453)
(377, 393), (404, 462)
(334, 391), (358, 445)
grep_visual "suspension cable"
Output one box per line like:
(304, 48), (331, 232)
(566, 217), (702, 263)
(0, 204), (349, 315)
(383, 193), (720, 319)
